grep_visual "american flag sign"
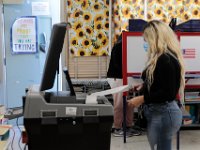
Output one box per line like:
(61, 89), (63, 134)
(182, 48), (196, 59)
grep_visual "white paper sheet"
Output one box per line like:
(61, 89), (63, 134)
(85, 85), (131, 104)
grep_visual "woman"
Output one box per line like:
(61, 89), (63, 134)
(128, 20), (185, 150)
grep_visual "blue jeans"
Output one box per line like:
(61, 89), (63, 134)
(144, 101), (182, 150)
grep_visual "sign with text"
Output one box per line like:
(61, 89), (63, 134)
(11, 16), (37, 54)
(32, 2), (50, 16)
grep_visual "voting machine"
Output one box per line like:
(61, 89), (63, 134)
(23, 23), (113, 150)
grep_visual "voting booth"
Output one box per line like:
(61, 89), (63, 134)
(23, 23), (113, 150)
(122, 31), (200, 84)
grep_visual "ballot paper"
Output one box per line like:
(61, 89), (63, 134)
(85, 85), (131, 104)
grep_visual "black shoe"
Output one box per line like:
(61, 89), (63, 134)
(126, 128), (142, 136)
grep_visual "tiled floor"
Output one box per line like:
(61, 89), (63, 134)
(5, 126), (200, 150)
(111, 130), (200, 150)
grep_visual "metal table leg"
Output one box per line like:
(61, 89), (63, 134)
(177, 130), (180, 150)
(123, 95), (127, 143)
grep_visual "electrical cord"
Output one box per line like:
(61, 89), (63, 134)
(17, 117), (23, 150)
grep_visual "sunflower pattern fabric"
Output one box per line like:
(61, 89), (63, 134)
(177, 0), (200, 22)
(113, 0), (200, 43)
(67, 0), (200, 56)
(120, 0), (145, 30)
(67, 0), (109, 56)
(112, 0), (145, 43)
(147, 0), (175, 23)
(147, 0), (200, 23)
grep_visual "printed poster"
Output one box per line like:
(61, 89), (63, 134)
(11, 16), (37, 54)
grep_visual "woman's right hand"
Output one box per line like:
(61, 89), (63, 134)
(127, 95), (144, 108)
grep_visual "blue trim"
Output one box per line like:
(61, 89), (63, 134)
(10, 16), (38, 55)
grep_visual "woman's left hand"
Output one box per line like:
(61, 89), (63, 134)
(127, 95), (144, 108)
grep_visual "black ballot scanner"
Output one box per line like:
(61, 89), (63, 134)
(23, 23), (113, 150)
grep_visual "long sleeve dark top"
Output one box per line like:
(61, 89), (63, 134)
(142, 53), (181, 104)
(107, 41), (122, 79)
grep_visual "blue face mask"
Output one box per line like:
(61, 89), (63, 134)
(143, 41), (149, 52)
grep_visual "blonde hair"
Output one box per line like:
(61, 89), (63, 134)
(143, 20), (185, 103)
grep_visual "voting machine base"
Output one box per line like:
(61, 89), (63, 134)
(23, 88), (113, 150)
(24, 116), (112, 150)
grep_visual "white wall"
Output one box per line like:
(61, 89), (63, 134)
(49, 0), (60, 25)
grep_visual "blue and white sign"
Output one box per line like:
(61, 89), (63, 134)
(11, 16), (37, 54)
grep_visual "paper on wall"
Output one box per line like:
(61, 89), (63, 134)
(85, 85), (131, 104)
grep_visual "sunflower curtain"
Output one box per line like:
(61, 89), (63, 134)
(147, 0), (175, 22)
(176, 0), (200, 22)
(147, 0), (200, 23)
(67, 0), (109, 57)
(112, 0), (145, 43)
(112, 0), (200, 43)
(66, 0), (200, 56)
